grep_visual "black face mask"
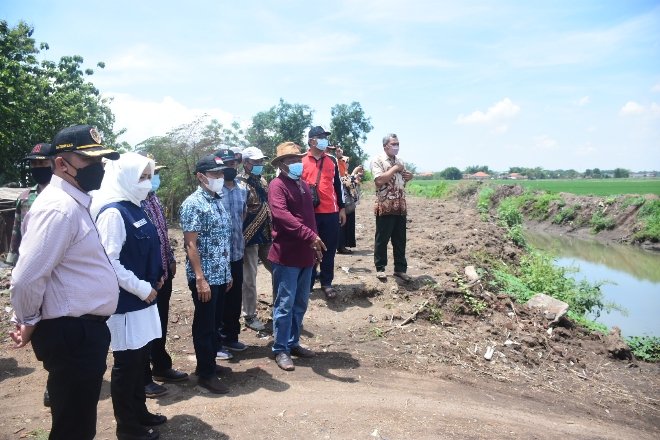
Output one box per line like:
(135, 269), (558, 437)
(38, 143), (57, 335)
(63, 159), (105, 192)
(223, 168), (237, 181)
(30, 167), (53, 185)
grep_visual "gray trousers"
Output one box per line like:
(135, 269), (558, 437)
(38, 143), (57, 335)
(242, 242), (273, 317)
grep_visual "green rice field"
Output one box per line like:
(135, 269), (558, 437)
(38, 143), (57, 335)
(408, 179), (660, 197)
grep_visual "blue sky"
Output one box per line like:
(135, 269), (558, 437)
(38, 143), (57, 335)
(5, 0), (660, 172)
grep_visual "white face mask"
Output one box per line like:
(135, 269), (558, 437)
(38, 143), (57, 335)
(132, 179), (153, 202)
(206, 176), (224, 194)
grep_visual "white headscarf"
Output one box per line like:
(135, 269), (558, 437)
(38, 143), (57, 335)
(90, 152), (155, 219)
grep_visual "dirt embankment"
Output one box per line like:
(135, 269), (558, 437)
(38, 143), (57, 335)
(491, 184), (660, 250)
(0, 193), (658, 439)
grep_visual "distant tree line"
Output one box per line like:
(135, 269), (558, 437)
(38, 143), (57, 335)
(415, 165), (635, 180)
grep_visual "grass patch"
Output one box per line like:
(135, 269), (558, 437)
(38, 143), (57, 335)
(407, 181), (451, 198)
(552, 206), (577, 225)
(633, 199), (660, 242)
(477, 186), (495, 219)
(590, 210), (616, 233)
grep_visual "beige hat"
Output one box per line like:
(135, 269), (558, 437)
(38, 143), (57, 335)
(271, 142), (305, 167)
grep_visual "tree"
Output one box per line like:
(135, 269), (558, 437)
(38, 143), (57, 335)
(464, 165), (491, 175)
(0, 20), (120, 185)
(440, 166), (462, 180)
(329, 102), (373, 167)
(246, 98), (313, 162)
(613, 168), (630, 178)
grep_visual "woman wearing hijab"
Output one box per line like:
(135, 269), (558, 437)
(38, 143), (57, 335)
(91, 152), (166, 440)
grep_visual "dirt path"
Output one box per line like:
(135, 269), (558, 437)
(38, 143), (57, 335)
(1, 194), (658, 439)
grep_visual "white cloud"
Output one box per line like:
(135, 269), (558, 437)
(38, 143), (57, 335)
(575, 96), (590, 106)
(456, 98), (520, 125)
(619, 101), (645, 115)
(106, 93), (238, 146)
(534, 134), (558, 150)
(576, 142), (597, 157)
(651, 83), (660, 93)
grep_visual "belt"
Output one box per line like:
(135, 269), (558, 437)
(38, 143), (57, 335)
(79, 314), (109, 322)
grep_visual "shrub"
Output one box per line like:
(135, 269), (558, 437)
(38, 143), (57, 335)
(633, 199), (660, 242)
(477, 186), (495, 218)
(590, 210), (615, 233)
(552, 206), (577, 224)
(626, 336), (660, 362)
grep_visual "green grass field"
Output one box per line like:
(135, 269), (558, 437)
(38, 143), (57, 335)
(409, 179), (660, 196)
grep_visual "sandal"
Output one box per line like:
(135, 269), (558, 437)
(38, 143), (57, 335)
(322, 286), (337, 299)
(393, 272), (412, 282)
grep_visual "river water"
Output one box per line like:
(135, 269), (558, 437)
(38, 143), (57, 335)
(524, 230), (660, 337)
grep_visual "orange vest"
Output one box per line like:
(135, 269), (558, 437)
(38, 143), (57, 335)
(302, 152), (339, 214)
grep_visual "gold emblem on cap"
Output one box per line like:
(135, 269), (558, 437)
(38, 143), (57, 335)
(89, 127), (102, 144)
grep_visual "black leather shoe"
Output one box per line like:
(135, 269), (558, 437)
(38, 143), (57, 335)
(139, 412), (167, 426)
(194, 364), (232, 377)
(290, 345), (316, 358)
(117, 427), (160, 440)
(198, 376), (229, 394)
(152, 368), (189, 383)
(144, 381), (168, 398)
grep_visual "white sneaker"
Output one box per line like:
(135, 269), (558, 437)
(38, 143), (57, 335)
(216, 349), (234, 360)
(245, 315), (266, 332)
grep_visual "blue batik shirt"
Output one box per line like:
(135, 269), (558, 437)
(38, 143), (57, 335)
(180, 186), (232, 285)
(220, 180), (247, 262)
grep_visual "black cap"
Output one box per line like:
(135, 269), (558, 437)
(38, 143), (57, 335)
(23, 143), (54, 161)
(51, 124), (120, 160)
(308, 126), (331, 138)
(195, 154), (227, 173)
(213, 148), (236, 163)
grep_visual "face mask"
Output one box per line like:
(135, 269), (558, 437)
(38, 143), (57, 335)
(389, 146), (399, 156)
(223, 168), (237, 181)
(64, 159), (105, 192)
(30, 167), (52, 185)
(205, 176), (224, 194)
(286, 162), (303, 180)
(251, 165), (264, 176)
(316, 138), (329, 150)
(133, 179), (153, 202)
(151, 174), (161, 192)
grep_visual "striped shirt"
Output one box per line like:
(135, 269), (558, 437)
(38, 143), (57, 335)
(10, 175), (119, 325)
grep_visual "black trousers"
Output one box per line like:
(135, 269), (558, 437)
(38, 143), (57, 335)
(374, 214), (407, 273)
(144, 273), (173, 383)
(220, 259), (244, 344)
(112, 345), (151, 436)
(189, 282), (226, 379)
(338, 211), (357, 248)
(31, 317), (110, 440)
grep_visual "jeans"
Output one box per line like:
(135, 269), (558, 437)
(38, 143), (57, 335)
(220, 259), (243, 344)
(242, 243), (273, 315)
(313, 212), (340, 288)
(31, 317), (110, 440)
(374, 214), (407, 273)
(189, 282), (226, 379)
(272, 263), (313, 354)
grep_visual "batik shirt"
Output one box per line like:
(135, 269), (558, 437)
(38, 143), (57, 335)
(371, 153), (407, 216)
(6, 186), (39, 265)
(238, 172), (272, 246)
(180, 187), (231, 285)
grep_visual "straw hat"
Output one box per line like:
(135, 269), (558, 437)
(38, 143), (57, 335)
(271, 142), (305, 167)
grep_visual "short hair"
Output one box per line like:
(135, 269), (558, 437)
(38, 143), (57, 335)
(382, 133), (398, 146)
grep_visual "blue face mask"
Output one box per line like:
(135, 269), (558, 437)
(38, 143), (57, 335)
(287, 162), (303, 180)
(251, 165), (264, 175)
(316, 138), (329, 150)
(151, 174), (161, 192)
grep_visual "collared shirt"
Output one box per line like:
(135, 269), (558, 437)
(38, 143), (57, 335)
(180, 186), (232, 285)
(371, 153), (407, 216)
(10, 175), (120, 325)
(6, 185), (39, 265)
(141, 192), (176, 278)
(238, 172), (272, 246)
(220, 180), (247, 262)
(268, 174), (318, 268)
(301, 151), (345, 214)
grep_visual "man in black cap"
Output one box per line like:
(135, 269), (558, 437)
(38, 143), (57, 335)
(180, 154), (233, 394)
(10, 124), (121, 440)
(301, 126), (346, 299)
